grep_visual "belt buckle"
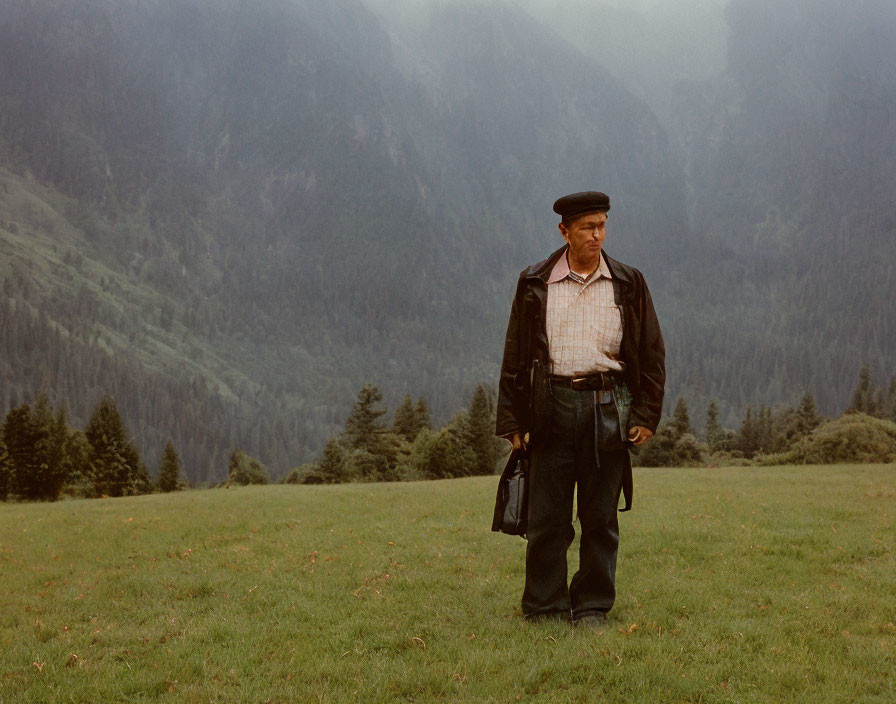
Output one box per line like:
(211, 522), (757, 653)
(571, 376), (588, 389)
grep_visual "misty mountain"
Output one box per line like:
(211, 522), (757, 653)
(1, 0), (687, 479)
(1, 0), (893, 481)
(665, 0), (896, 411)
(511, 0), (729, 122)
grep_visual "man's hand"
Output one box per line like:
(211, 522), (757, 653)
(510, 432), (528, 452)
(627, 426), (653, 446)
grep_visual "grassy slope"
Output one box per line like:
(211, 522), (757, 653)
(0, 166), (246, 401)
(1, 465), (893, 703)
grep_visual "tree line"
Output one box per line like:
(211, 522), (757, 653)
(0, 393), (185, 501)
(636, 364), (896, 467)
(2, 364), (893, 502)
(0, 383), (503, 501)
(283, 383), (502, 485)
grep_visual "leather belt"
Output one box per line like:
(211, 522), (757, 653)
(548, 371), (621, 390)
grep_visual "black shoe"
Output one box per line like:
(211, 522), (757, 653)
(573, 612), (607, 630)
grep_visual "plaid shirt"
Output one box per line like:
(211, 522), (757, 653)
(545, 251), (624, 376)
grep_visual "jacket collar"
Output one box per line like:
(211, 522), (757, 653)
(527, 244), (632, 285)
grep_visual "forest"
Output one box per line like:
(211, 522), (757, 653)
(2, 0), (894, 482)
(2, 365), (894, 503)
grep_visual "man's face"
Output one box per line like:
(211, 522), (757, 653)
(560, 211), (607, 259)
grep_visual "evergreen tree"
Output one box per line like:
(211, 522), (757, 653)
(1, 395), (71, 501)
(2, 404), (43, 499)
(84, 396), (147, 497)
(33, 396), (72, 500)
(344, 384), (388, 454)
(226, 447), (269, 486)
(226, 447), (243, 484)
(669, 398), (693, 439)
(464, 384), (500, 475)
(736, 405), (753, 457)
(772, 394), (824, 453)
(341, 383), (403, 479)
(704, 399), (725, 451)
(414, 397), (432, 433)
(847, 363), (880, 416)
(317, 438), (346, 484)
(62, 430), (92, 498)
(344, 449), (393, 482)
(123, 442), (153, 495)
(420, 428), (477, 479)
(157, 440), (183, 492)
(795, 393), (822, 434)
(392, 394), (419, 443)
(756, 406), (774, 453)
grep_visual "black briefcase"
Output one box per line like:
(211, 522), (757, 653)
(491, 450), (529, 537)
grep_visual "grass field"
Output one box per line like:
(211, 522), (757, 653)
(1, 465), (893, 703)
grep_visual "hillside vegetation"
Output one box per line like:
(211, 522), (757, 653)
(2, 0), (895, 481)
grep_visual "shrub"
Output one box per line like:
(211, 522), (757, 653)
(226, 448), (269, 485)
(283, 463), (321, 484)
(760, 413), (896, 465)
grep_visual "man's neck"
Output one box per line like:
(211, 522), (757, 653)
(567, 249), (601, 278)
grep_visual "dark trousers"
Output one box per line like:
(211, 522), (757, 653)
(522, 384), (627, 619)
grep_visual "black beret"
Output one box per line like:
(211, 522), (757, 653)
(553, 191), (611, 219)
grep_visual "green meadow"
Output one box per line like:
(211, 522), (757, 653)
(1, 465), (893, 703)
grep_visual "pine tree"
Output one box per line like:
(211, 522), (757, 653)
(2, 404), (43, 500)
(124, 443), (153, 495)
(669, 398), (693, 440)
(847, 363), (880, 416)
(464, 384), (500, 475)
(414, 397), (432, 433)
(344, 384), (388, 454)
(226, 447), (269, 486)
(32, 395), (72, 500)
(756, 406), (774, 453)
(736, 405), (758, 457)
(84, 396), (146, 497)
(420, 428), (477, 479)
(62, 430), (92, 498)
(1, 395), (70, 501)
(795, 393), (822, 433)
(704, 399), (725, 451)
(317, 438), (346, 484)
(226, 447), (243, 485)
(157, 440), (183, 492)
(392, 394), (419, 443)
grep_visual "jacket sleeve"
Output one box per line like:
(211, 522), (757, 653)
(628, 274), (665, 433)
(495, 274), (530, 438)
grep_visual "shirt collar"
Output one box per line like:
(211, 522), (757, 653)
(547, 249), (611, 284)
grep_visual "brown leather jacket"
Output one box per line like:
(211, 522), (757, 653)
(496, 245), (665, 442)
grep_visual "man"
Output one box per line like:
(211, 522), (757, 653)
(495, 191), (664, 629)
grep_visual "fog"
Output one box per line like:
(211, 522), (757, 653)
(3, 0), (895, 474)
(362, 0), (729, 119)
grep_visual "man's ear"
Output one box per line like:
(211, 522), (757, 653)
(558, 222), (568, 238)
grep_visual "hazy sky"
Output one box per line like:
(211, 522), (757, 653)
(362, 0), (730, 118)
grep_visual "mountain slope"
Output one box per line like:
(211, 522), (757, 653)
(1, 0), (688, 478)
